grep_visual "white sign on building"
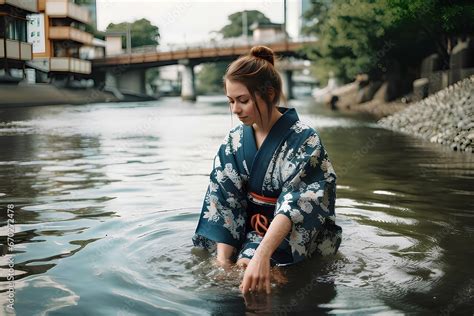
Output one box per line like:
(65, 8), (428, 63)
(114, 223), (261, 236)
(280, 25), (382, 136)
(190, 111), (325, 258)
(27, 14), (46, 54)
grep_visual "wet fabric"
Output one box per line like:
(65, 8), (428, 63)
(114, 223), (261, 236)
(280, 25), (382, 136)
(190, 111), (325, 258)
(192, 107), (342, 266)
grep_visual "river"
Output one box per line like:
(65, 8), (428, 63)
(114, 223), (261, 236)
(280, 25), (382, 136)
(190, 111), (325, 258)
(0, 96), (473, 315)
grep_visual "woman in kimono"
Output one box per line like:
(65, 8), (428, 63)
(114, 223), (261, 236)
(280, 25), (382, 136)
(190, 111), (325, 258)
(192, 46), (342, 294)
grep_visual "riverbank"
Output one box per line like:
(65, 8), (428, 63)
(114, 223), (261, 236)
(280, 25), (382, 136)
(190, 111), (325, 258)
(318, 79), (411, 119)
(0, 83), (156, 108)
(343, 98), (409, 119)
(378, 75), (473, 153)
(0, 83), (118, 107)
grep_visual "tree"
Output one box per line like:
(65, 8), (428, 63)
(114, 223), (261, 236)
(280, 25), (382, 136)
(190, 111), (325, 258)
(219, 10), (271, 38)
(196, 62), (228, 94)
(302, 0), (401, 84)
(387, 0), (474, 67)
(105, 18), (160, 48)
(302, 0), (474, 85)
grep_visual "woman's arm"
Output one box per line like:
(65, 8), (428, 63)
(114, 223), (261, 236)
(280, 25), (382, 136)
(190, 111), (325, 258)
(193, 130), (248, 258)
(240, 214), (292, 294)
(216, 243), (236, 266)
(256, 214), (292, 258)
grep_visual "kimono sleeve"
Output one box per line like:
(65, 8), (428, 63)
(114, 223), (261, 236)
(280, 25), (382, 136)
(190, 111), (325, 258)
(192, 132), (248, 252)
(274, 132), (337, 263)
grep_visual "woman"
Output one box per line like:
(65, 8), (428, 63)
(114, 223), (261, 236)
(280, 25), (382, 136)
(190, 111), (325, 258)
(192, 46), (342, 294)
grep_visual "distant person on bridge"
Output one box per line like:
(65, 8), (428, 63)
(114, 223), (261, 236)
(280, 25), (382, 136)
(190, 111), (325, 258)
(192, 45), (342, 295)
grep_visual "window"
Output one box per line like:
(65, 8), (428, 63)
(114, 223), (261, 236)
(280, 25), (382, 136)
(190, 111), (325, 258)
(5, 17), (27, 42)
(0, 17), (5, 38)
(16, 19), (27, 42)
(6, 18), (15, 40)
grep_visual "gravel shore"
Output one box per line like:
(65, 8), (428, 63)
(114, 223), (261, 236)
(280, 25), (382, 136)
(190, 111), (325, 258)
(378, 75), (473, 153)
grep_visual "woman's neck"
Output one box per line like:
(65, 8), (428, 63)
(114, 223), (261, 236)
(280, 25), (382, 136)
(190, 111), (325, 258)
(253, 108), (283, 135)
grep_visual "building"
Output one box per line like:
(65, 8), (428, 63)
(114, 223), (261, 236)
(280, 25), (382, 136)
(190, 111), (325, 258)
(286, 0), (312, 39)
(75, 0), (96, 30)
(28, 0), (93, 84)
(249, 21), (285, 43)
(0, 0), (38, 83)
(105, 32), (125, 56)
(80, 37), (105, 60)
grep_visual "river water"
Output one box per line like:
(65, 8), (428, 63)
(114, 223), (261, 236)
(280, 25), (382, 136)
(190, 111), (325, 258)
(0, 97), (473, 315)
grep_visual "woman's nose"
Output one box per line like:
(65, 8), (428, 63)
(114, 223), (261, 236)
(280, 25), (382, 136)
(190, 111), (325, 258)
(230, 103), (241, 114)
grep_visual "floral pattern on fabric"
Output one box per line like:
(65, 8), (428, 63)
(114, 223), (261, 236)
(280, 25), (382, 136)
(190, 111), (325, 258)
(193, 119), (341, 266)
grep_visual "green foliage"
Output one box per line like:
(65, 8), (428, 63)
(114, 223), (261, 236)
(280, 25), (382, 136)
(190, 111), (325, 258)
(302, 0), (474, 84)
(83, 23), (105, 40)
(219, 10), (271, 38)
(74, 0), (95, 4)
(105, 18), (160, 48)
(196, 62), (228, 94)
(388, 0), (474, 36)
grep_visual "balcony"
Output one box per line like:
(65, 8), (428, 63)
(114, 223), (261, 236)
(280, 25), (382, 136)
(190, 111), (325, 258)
(49, 26), (93, 45)
(0, 38), (33, 61)
(50, 57), (91, 74)
(45, 0), (90, 24)
(0, 0), (38, 13)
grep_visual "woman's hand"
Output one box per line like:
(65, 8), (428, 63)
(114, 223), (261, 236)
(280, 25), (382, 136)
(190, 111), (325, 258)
(240, 251), (271, 294)
(239, 215), (292, 295)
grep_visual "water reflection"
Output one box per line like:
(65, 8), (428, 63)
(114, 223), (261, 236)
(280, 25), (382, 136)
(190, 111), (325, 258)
(0, 97), (473, 314)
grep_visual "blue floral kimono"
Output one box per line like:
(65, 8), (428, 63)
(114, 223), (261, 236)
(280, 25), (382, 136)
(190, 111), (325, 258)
(192, 106), (342, 266)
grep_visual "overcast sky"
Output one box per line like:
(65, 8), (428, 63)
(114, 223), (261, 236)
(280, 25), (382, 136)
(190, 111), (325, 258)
(96, 0), (286, 46)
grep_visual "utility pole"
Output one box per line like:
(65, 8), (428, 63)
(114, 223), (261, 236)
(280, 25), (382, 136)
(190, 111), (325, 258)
(242, 10), (248, 41)
(126, 23), (132, 54)
(283, 0), (287, 39)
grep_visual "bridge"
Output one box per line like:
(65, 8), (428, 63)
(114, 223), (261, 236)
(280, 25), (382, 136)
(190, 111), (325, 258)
(91, 37), (317, 100)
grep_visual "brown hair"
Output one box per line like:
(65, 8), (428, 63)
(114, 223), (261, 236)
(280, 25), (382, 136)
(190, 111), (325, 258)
(224, 45), (286, 126)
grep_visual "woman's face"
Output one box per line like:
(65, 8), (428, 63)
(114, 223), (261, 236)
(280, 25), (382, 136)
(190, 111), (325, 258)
(226, 79), (266, 126)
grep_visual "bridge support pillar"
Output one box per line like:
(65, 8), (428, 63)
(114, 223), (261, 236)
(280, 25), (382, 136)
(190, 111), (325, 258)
(119, 69), (147, 96)
(104, 71), (123, 99)
(280, 70), (294, 100)
(179, 59), (196, 101)
(105, 68), (147, 98)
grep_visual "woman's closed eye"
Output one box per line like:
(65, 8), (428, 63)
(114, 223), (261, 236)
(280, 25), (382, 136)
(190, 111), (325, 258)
(228, 99), (248, 105)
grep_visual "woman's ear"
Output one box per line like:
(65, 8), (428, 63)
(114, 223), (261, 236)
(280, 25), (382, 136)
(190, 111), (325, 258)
(268, 87), (275, 102)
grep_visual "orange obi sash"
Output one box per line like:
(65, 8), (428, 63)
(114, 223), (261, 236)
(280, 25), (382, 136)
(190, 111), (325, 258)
(248, 192), (278, 237)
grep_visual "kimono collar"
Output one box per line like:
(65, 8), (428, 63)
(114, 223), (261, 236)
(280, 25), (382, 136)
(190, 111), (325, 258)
(242, 106), (299, 196)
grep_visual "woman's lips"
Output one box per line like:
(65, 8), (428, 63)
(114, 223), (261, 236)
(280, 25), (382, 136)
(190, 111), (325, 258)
(239, 116), (248, 119)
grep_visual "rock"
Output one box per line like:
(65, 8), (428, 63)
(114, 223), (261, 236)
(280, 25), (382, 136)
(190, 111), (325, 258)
(378, 75), (474, 153)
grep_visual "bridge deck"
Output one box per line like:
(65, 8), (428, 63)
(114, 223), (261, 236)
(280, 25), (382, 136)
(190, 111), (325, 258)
(92, 40), (316, 68)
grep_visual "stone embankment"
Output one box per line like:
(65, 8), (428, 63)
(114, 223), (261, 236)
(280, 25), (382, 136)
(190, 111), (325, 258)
(378, 75), (473, 153)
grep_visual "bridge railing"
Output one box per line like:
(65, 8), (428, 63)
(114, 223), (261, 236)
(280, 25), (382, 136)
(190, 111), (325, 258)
(153, 35), (318, 53)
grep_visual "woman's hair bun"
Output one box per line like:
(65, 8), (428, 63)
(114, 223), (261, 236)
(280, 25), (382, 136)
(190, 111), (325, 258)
(250, 45), (275, 66)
